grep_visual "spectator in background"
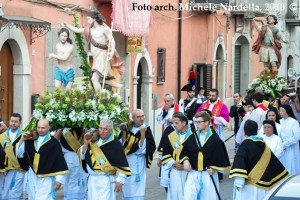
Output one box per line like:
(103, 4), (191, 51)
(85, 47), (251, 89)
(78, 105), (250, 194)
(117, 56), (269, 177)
(250, 92), (269, 130)
(290, 94), (300, 122)
(156, 93), (183, 131)
(230, 92), (245, 153)
(289, 79), (295, 88)
(279, 94), (291, 106)
(236, 99), (255, 145)
(179, 84), (202, 132)
(258, 108), (282, 136)
(196, 87), (207, 104)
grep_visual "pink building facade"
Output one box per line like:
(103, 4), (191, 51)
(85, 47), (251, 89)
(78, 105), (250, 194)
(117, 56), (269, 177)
(1, 0), (290, 136)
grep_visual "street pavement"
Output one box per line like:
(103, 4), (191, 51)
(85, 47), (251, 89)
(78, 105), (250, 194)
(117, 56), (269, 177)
(57, 128), (236, 200)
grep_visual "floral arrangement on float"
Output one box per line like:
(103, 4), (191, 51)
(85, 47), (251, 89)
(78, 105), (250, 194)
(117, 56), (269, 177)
(247, 68), (288, 99)
(24, 87), (129, 132)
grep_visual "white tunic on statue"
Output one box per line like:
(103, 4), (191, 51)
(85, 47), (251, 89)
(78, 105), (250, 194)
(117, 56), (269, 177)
(279, 117), (300, 175)
(122, 126), (147, 200)
(184, 132), (219, 200)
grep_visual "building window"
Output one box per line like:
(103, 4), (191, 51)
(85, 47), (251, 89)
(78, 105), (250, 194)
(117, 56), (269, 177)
(196, 64), (212, 95)
(157, 48), (166, 83)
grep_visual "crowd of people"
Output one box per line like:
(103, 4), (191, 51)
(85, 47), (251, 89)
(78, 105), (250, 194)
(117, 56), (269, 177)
(156, 85), (299, 200)
(0, 85), (300, 200)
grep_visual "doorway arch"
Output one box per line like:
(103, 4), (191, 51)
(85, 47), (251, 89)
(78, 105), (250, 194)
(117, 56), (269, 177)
(0, 27), (31, 126)
(212, 34), (227, 100)
(133, 50), (153, 125)
(232, 34), (250, 96)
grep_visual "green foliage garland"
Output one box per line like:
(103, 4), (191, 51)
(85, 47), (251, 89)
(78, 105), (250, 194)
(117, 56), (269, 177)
(73, 14), (91, 87)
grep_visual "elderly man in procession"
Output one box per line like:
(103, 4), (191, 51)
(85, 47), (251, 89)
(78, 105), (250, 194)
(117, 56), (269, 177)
(79, 119), (131, 200)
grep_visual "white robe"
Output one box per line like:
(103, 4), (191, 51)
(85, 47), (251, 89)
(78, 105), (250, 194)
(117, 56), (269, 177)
(62, 146), (87, 200)
(233, 183), (266, 200)
(279, 117), (300, 175)
(184, 170), (219, 200)
(81, 138), (127, 200)
(122, 127), (147, 200)
(0, 170), (25, 200)
(250, 107), (268, 130)
(167, 169), (187, 200)
(27, 168), (57, 200)
(17, 135), (66, 200)
(262, 134), (284, 159)
(156, 106), (184, 131)
(0, 128), (25, 200)
(165, 131), (189, 199)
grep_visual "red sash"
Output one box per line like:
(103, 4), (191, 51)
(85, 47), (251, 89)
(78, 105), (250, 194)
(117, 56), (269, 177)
(256, 103), (268, 111)
(163, 103), (180, 113)
(202, 100), (223, 129)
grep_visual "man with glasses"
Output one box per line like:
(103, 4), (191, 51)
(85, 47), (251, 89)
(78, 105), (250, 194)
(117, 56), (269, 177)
(120, 109), (156, 199)
(80, 119), (131, 199)
(182, 111), (230, 199)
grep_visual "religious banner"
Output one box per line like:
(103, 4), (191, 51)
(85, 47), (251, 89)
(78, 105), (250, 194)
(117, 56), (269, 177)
(111, 0), (151, 36)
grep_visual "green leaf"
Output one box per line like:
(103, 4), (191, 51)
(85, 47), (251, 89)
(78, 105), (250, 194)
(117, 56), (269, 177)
(270, 88), (276, 99)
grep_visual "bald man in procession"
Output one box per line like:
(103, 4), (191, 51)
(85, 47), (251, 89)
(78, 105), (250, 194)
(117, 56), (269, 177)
(120, 109), (156, 200)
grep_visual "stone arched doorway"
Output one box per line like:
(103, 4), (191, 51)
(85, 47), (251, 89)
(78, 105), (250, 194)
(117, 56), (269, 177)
(133, 50), (153, 126)
(213, 34), (227, 100)
(0, 27), (31, 126)
(233, 35), (250, 96)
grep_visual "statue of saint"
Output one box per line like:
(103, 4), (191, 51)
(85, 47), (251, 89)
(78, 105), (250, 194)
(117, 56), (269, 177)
(252, 15), (287, 77)
(49, 28), (74, 90)
(61, 8), (123, 93)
